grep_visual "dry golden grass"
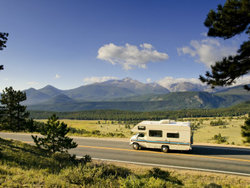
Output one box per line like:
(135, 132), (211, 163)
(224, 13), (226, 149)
(37, 115), (249, 146)
(37, 119), (134, 137)
(184, 116), (248, 146)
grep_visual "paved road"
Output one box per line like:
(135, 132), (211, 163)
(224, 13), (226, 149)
(1, 132), (250, 176)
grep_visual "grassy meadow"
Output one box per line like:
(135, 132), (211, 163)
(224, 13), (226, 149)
(37, 115), (249, 146)
(183, 115), (248, 146)
(37, 119), (134, 138)
(0, 137), (249, 187)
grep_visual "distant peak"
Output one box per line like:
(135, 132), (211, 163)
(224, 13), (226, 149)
(25, 87), (37, 91)
(122, 77), (139, 83)
(43, 84), (55, 88)
(39, 85), (60, 91)
(122, 77), (133, 81)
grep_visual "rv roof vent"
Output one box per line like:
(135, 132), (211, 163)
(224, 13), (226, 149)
(159, 119), (173, 124)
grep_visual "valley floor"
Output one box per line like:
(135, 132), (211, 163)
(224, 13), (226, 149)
(37, 115), (250, 147)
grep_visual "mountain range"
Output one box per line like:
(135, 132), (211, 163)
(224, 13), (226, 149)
(20, 77), (250, 112)
(24, 78), (169, 104)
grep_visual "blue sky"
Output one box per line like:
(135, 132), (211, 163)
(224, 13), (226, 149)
(0, 0), (248, 90)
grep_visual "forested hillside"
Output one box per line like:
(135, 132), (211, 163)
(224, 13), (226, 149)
(29, 101), (250, 120)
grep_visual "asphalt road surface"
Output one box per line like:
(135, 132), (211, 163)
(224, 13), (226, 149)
(1, 132), (250, 176)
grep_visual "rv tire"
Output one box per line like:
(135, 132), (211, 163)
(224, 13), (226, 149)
(132, 143), (140, 150)
(161, 146), (169, 153)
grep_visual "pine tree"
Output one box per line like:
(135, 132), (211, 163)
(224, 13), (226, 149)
(241, 116), (250, 143)
(0, 87), (29, 131)
(0, 32), (9, 70)
(32, 114), (78, 153)
(200, 0), (250, 90)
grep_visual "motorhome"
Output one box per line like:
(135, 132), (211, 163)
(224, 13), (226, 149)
(130, 119), (192, 152)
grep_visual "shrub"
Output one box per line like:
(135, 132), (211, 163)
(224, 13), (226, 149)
(25, 119), (45, 132)
(212, 133), (227, 144)
(145, 177), (167, 187)
(145, 168), (182, 185)
(105, 132), (125, 138)
(98, 164), (131, 179)
(78, 155), (92, 165)
(119, 175), (144, 188)
(115, 133), (126, 138)
(68, 127), (89, 134)
(63, 163), (131, 186)
(204, 183), (222, 188)
(91, 130), (101, 135)
(146, 168), (170, 180)
(125, 124), (131, 129)
(51, 152), (79, 168)
(241, 117), (250, 143)
(210, 119), (227, 126)
(191, 123), (200, 131)
(106, 132), (114, 137)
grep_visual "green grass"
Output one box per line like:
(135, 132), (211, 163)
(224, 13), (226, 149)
(0, 137), (249, 187)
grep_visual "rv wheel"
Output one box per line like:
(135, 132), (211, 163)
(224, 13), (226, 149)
(132, 143), (140, 150)
(162, 146), (169, 153)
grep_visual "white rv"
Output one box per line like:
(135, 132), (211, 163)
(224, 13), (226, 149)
(130, 119), (192, 153)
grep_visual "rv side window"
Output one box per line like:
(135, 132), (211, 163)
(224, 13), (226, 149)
(138, 126), (146, 130)
(138, 133), (145, 137)
(167, 133), (179, 138)
(149, 130), (162, 137)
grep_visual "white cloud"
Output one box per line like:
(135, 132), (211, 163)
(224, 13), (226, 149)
(146, 78), (152, 83)
(201, 32), (208, 37)
(157, 76), (203, 89)
(140, 43), (153, 49)
(27, 81), (39, 86)
(234, 74), (250, 86)
(97, 43), (169, 70)
(83, 76), (119, 85)
(157, 75), (250, 90)
(177, 38), (237, 67)
(55, 74), (61, 79)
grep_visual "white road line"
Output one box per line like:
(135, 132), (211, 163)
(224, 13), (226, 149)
(76, 156), (250, 177)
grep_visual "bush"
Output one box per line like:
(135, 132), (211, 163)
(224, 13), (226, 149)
(120, 175), (144, 188)
(91, 130), (101, 135)
(241, 117), (250, 143)
(98, 164), (131, 179)
(145, 168), (182, 185)
(146, 168), (170, 180)
(210, 119), (227, 126)
(25, 119), (45, 132)
(204, 183), (222, 188)
(78, 155), (92, 165)
(105, 132), (125, 138)
(63, 163), (131, 186)
(125, 124), (131, 129)
(145, 177), (167, 187)
(212, 133), (227, 144)
(191, 122), (200, 131)
(68, 127), (89, 134)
